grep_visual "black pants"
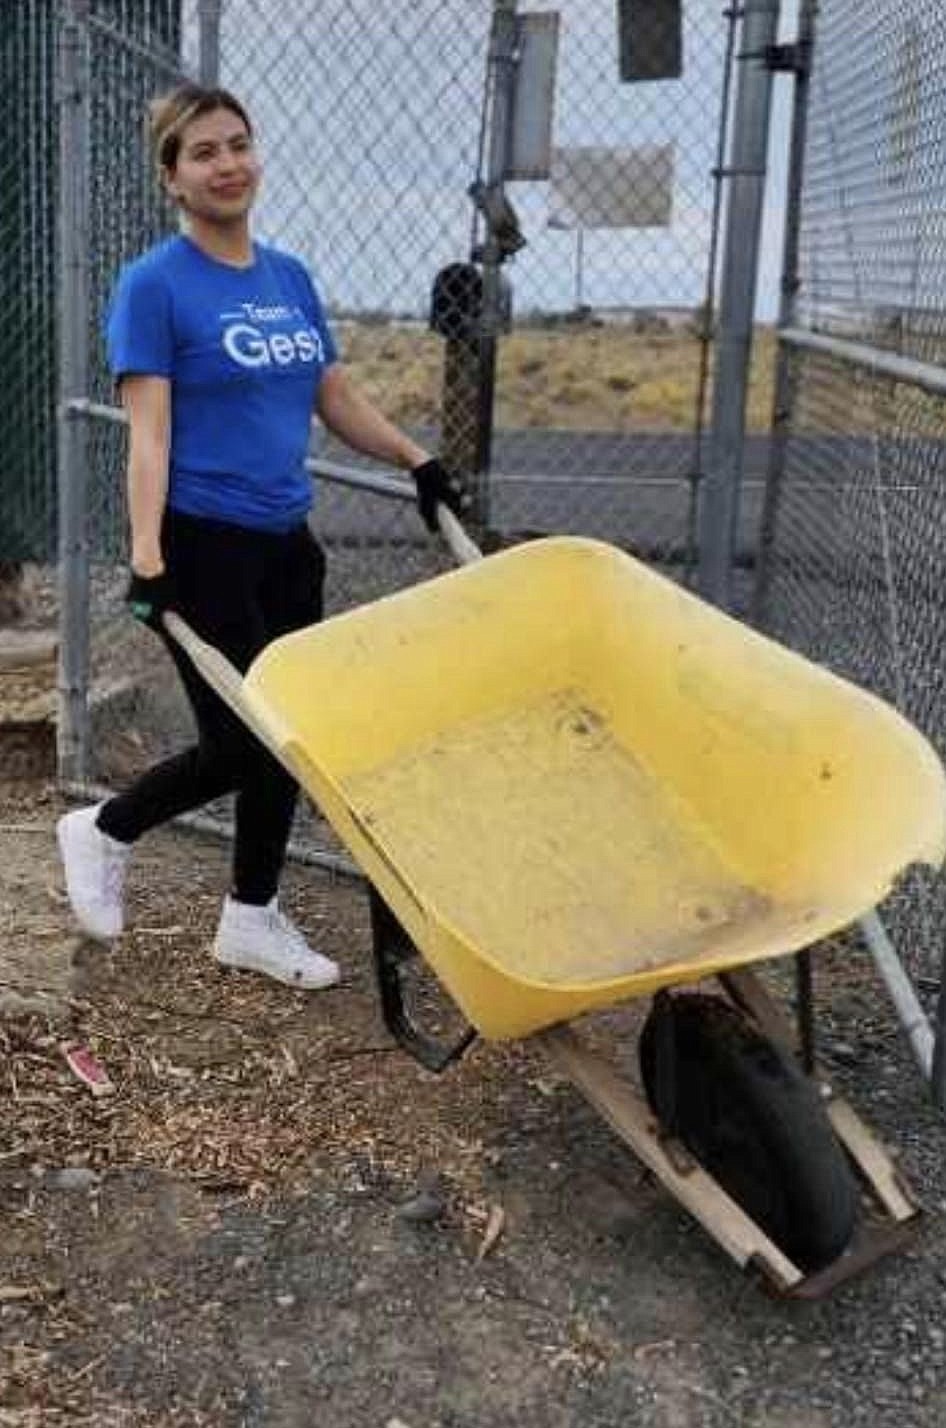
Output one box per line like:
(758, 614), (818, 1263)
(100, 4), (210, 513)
(98, 509), (325, 904)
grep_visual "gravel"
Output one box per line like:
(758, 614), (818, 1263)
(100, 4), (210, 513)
(1, 779), (946, 1426)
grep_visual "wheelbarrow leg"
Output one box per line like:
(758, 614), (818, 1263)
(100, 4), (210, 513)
(719, 959), (821, 1075)
(539, 1000), (921, 1299)
(537, 1022), (805, 1293)
(368, 887), (477, 1074)
(795, 950), (817, 1075)
(718, 965), (796, 1046)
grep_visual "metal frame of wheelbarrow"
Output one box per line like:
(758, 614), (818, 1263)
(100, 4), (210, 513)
(162, 500), (923, 1300)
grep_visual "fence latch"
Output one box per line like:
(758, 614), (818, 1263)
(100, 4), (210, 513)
(762, 42), (808, 74)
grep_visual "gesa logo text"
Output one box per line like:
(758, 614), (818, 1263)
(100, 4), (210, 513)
(222, 322), (325, 369)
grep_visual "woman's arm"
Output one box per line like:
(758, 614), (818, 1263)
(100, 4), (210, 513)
(121, 376), (171, 576)
(315, 364), (429, 470)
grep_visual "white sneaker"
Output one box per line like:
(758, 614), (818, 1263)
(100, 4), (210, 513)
(213, 895), (340, 990)
(56, 803), (131, 941)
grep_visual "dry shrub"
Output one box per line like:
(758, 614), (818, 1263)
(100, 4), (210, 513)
(337, 320), (776, 433)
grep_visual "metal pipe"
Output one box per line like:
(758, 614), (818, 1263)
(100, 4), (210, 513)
(56, 0), (92, 785)
(859, 910), (934, 1081)
(64, 401), (420, 502)
(197, 0), (223, 86)
(60, 782), (363, 882)
(67, 402), (783, 495)
(753, 0), (817, 626)
(933, 950), (946, 1110)
(795, 947), (816, 1074)
(778, 325), (946, 397)
(475, 0), (519, 528)
(64, 397), (126, 426)
(483, 0), (517, 198)
(753, 5), (823, 1056)
(686, 3), (740, 589)
(697, 0), (782, 609)
(60, 399), (784, 496)
(308, 459), (415, 502)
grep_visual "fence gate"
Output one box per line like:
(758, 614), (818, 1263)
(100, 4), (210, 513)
(756, 0), (946, 1101)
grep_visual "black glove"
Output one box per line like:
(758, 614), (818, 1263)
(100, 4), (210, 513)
(411, 458), (466, 533)
(126, 569), (173, 631)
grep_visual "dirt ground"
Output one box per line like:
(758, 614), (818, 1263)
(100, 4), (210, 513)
(3, 773), (946, 1428)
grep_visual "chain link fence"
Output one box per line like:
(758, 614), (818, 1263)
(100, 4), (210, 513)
(206, 0), (740, 589)
(756, 0), (946, 1075)
(0, 3), (187, 773)
(0, 3), (58, 580)
(84, 2), (187, 557)
(43, 0), (747, 849)
(0, 3), (186, 577)
(67, 2), (194, 793)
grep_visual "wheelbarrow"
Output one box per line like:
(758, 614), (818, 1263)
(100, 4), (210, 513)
(165, 510), (946, 1298)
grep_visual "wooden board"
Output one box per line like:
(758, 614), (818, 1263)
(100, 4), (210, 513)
(539, 1022), (803, 1290)
(826, 1097), (918, 1222)
(0, 630), (57, 672)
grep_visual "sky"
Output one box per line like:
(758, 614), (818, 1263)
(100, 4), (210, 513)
(187, 0), (801, 318)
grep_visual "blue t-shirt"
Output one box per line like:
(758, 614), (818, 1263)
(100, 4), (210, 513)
(105, 234), (338, 531)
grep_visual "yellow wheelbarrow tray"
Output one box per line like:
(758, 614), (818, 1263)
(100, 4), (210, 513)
(165, 531), (946, 1298)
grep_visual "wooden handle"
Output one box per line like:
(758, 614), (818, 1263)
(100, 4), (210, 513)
(437, 505), (483, 567)
(161, 610), (289, 763)
(162, 611), (244, 706)
(162, 500), (482, 753)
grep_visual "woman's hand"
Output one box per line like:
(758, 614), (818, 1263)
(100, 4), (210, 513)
(410, 458), (467, 532)
(126, 568), (173, 630)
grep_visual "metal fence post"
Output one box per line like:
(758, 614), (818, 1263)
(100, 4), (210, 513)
(475, 0), (519, 530)
(198, 0), (223, 86)
(753, 0), (816, 627)
(56, 0), (91, 784)
(933, 937), (946, 1111)
(698, 0), (782, 609)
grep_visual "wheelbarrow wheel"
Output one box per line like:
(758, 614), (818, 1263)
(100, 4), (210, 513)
(639, 993), (859, 1272)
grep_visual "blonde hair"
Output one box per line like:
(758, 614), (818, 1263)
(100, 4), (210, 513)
(148, 83), (253, 176)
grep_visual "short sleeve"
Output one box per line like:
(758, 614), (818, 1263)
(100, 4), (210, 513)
(294, 260), (339, 367)
(105, 262), (174, 379)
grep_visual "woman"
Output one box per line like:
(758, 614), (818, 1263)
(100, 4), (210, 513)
(57, 83), (462, 989)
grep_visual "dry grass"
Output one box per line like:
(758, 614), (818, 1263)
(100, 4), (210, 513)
(339, 321), (777, 434)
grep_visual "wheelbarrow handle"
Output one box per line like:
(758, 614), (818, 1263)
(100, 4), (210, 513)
(437, 503), (483, 568)
(161, 500), (481, 736)
(160, 610), (292, 766)
(163, 498), (482, 1077)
